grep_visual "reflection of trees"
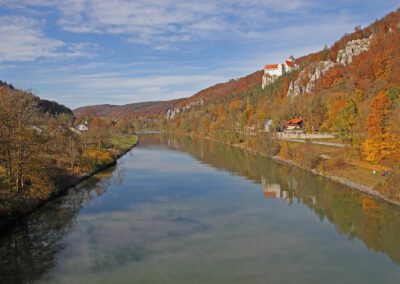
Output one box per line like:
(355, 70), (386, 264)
(0, 165), (118, 283)
(146, 133), (400, 266)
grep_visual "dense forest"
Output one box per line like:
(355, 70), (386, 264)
(0, 84), (137, 225)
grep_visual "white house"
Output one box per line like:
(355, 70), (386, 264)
(264, 119), (273, 132)
(76, 123), (89, 132)
(264, 64), (285, 77)
(262, 56), (298, 89)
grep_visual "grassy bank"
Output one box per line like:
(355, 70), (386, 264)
(0, 134), (138, 230)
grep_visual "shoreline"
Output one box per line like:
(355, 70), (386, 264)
(0, 140), (138, 232)
(171, 132), (399, 207)
(228, 142), (400, 207)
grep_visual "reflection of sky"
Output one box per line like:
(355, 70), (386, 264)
(39, 146), (400, 284)
(123, 148), (216, 174)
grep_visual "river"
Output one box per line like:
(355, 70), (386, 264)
(1, 134), (400, 283)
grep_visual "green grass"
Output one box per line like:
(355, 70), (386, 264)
(331, 166), (387, 189)
(311, 137), (343, 143)
(109, 134), (138, 150)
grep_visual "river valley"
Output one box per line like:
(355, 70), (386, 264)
(1, 134), (400, 283)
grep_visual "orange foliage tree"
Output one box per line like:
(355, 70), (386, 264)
(363, 91), (400, 162)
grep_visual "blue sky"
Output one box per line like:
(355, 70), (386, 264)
(0, 1), (398, 109)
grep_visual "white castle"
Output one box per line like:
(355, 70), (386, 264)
(262, 56), (298, 89)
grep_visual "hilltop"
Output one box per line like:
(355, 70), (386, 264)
(74, 99), (185, 120)
(0, 80), (73, 117)
(73, 71), (262, 120)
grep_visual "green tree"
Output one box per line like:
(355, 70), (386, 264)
(336, 97), (359, 146)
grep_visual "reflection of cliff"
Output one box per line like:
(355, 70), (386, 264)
(0, 167), (118, 283)
(142, 133), (400, 265)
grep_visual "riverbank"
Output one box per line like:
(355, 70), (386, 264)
(170, 132), (398, 207)
(0, 135), (138, 231)
(229, 140), (400, 207)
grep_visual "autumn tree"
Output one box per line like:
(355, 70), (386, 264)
(336, 98), (359, 146)
(0, 88), (49, 194)
(363, 91), (400, 162)
(88, 117), (110, 149)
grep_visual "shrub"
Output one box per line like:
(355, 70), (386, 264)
(279, 141), (291, 159)
(291, 142), (321, 169)
(379, 164), (400, 199)
(326, 158), (347, 170)
(80, 149), (114, 171)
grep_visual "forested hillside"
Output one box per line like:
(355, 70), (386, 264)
(74, 99), (185, 120)
(166, 8), (400, 161)
(158, 8), (400, 200)
(0, 80), (73, 116)
(0, 83), (137, 226)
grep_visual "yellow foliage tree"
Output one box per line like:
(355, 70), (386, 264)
(363, 91), (400, 162)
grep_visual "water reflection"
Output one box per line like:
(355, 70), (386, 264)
(0, 166), (119, 283)
(143, 134), (400, 266)
(0, 134), (399, 283)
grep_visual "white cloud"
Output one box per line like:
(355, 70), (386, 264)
(0, 16), (63, 62)
(3, 0), (325, 49)
(0, 15), (97, 62)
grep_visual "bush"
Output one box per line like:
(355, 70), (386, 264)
(80, 149), (114, 171)
(279, 141), (291, 159)
(379, 164), (400, 199)
(326, 158), (346, 170)
(292, 142), (321, 169)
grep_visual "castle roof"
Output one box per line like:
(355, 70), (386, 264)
(285, 60), (296, 68)
(265, 64), (279, 69)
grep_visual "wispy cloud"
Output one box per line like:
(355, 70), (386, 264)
(0, 0), (398, 108)
(0, 16), (63, 62)
(0, 15), (97, 62)
(2, 0), (327, 49)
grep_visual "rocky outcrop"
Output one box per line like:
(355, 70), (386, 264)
(166, 99), (204, 119)
(287, 60), (336, 97)
(336, 37), (371, 65)
(287, 36), (371, 97)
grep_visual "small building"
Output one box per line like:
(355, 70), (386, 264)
(264, 64), (285, 77)
(262, 56), (298, 89)
(70, 127), (82, 135)
(283, 118), (304, 133)
(264, 119), (273, 132)
(76, 123), (89, 132)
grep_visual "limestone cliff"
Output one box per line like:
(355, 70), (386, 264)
(287, 36), (372, 97)
(166, 99), (204, 119)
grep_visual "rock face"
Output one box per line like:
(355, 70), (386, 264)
(166, 99), (204, 119)
(287, 60), (336, 97)
(336, 37), (371, 65)
(287, 36), (371, 97)
(261, 75), (278, 89)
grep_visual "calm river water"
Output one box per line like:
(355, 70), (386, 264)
(1, 134), (400, 283)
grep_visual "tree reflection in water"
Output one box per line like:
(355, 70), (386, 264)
(1, 134), (400, 283)
(0, 166), (122, 283)
(143, 134), (400, 266)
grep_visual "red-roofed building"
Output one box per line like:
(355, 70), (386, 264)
(262, 56), (298, 89)
(283, 117), (304, 133)
(265, 64), (279, 69)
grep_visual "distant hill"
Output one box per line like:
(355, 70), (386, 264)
(74, 99), (185, 120)
(181, 71), (263, 105)
(0, 80), (73, 116)
(73, 71), (263, 119)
